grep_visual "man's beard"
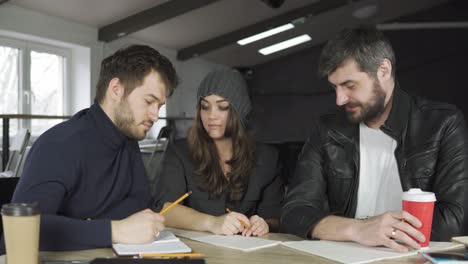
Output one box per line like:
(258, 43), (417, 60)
(345, 80), (386, 124)
(114, 99), (145, 140)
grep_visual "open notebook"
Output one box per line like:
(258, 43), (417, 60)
(280, 240), (464, 264)
(112, 230), (192, 256)
(168, 228), (280, 252)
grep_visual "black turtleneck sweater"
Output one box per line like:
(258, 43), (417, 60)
(0, 103), (151, 253)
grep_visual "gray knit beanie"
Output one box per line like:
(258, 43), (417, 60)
(197, 68), (251, 124)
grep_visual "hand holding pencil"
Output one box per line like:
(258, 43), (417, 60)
(224, 209), (269, 237)
(226, 208), (250, 229)
(210, 208), (251, 236)
(242, 215), (269, 237)
(111, 209), (165, 245)
(160, 191), (192, 215)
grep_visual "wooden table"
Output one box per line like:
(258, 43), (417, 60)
(0, 233), (436, 264)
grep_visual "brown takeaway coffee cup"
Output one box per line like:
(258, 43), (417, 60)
(1, 203), (40, 264)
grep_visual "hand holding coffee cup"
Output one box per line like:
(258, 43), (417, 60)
(1, 203), (40, 264)
(402, 188), (436, 248)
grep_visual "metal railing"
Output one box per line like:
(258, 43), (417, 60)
(1, 114), (193, 170)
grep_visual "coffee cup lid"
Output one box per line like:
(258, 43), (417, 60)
(1, 203), (40, 216)
(402, 188), (436, 202)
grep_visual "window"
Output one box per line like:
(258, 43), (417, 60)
(146, 104), (167, 140)
(0, 37), (70, 137)
(0, 44), (19, 137)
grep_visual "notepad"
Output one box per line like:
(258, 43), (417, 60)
(167, 228), (280, 251)
(280, 240), (464, 264)
(112, 230), (192, 256)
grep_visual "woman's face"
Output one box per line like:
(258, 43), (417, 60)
(200, 94), (230, 140)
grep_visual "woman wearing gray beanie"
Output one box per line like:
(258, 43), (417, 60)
(154, 68), (283, 236)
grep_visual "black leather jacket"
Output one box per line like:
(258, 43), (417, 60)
(281, 87), (468, 241)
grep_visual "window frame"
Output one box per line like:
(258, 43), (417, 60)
(0, 36), (71, 135)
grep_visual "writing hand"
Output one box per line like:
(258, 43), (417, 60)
(242, 215), (269, 237)
(211, 211), (249, 235)
(111, 209), (165, 244)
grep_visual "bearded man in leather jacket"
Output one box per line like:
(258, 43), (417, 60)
(281, 28), (468, 253)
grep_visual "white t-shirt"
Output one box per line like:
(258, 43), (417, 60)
(354, 123), (403, 219)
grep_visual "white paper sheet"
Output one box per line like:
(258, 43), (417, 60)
(192, 235), (280, 251)
(167, 228), (280, 251)
(452, 236), (468, 246)
(280, 240), (463, 264)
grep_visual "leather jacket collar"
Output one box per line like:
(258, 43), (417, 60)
(381, 84), (411, 142)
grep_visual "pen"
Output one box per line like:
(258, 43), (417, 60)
(139, 253), (205, 258)
(160, 191), (192, 215)
(225, 208), (250, 229)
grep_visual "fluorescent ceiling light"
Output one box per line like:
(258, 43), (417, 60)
(237, 23), (294, 46)
(259, 34), (311, 55)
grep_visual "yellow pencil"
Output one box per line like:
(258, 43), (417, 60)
(159, 191), (192, 215)
(225, 208), (250, 228)
(139, 252), (205, 258)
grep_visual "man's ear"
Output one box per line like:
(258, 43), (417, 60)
(106, 78), (124, 102)
(378, 59), (392, 82)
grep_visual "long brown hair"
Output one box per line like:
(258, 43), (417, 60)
(188, 102), (255, 201)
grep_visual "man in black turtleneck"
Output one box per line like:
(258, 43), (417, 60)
(0, 45), (179, 252)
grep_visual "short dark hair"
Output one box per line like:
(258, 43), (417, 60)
(318, 27), (396, 79)
(95, 45), (179, 103)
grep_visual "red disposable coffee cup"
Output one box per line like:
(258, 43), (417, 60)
(402, 188), (436, 248)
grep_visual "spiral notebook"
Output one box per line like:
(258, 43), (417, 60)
(112, 230), (191, 256)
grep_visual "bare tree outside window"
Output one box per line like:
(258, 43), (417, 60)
(0, 41), (68, 140)
(30, 51), (64, 135)
(0, 46), (19, 137)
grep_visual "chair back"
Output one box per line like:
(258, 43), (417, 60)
(4, 128), (31, 178)
(0, 177), (20, 236)
(145, 139), (170, 197)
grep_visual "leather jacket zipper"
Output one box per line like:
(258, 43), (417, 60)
(328, 130), (359, 216)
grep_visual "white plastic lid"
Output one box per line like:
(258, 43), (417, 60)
(402, 188), (436, 202)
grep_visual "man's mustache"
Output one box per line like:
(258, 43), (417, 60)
(343, 102), (361, 108)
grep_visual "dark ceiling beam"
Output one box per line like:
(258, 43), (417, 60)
(0, 0), (10, 5)
(177, 0), (346, 61)
(99, 0), (220, 42)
